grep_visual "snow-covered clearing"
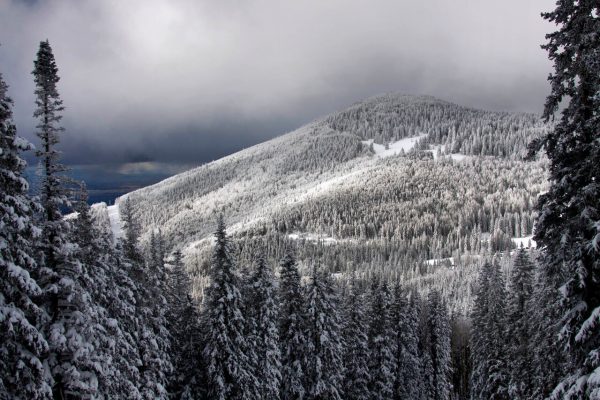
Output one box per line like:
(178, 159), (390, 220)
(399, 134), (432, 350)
(288, 232), (339, 246)
(427, 145), (469, 161)
(362, 134), (427, 158)
(425, 257), (455, 266)
(512, 236), (536, 248)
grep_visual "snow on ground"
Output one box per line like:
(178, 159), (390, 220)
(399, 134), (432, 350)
(288, 232), (339, 245)
(425, 257), (455, 266)
(427, 145), (468, 161)
(362, 134), (427, 158)
(449, 153), (468, 161)
(106, 203), (123, 240)
(512, 236), (536, 248)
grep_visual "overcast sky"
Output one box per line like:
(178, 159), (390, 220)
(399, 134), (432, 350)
(0, 0), (555, 165)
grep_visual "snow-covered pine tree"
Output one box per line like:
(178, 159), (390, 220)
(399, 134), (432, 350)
(470, 262), (491, 400)
(342, 277), (370, 400)
(505, 248), (535, 399)
(33, 39), (99, 399)
(528, 262), (566, 400)
(202, 216), (251, 400)
(0, 67), (51, 400)
(450, 315), (471, 400)
(147, 229), (167, 290)
(304, 267), (344, 400)
(245, 252), (281, 399)
(105, 245), (144, 399)
(120, 197), (142, 264)
(279, 249), (307, 400)
(367, 278), (396, 399)
(132, 229), (172, 400)
(391, 284), (421, 400)
(530, 2), (600, 398)
(472, 261), (509, 400)
(237, 259), (260, 399)
(417, 291), (435, 400)
(428, 289), (452, 400)
(166, 250), (204, 399)
(70, 186), (122, 398)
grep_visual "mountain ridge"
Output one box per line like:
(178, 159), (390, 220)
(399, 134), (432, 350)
(97, 93), (548, 311)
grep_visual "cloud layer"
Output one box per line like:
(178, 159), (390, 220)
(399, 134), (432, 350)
(0, 0), (554, 164)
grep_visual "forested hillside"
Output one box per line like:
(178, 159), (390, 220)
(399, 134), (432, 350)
(110, 94), (548, 311)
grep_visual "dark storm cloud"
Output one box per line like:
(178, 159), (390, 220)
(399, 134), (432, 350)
(0, 0), (554, 165)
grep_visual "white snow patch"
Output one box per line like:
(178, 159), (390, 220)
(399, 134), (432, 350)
(362, 134), (427, 158)
(288, 232), (338, 245)
(449, 153), (468, 161)
(106, 204), (123, 240)
(425, 257), (455, 266)
(63, 212), (78, 221)
(426, 145), (469, 162)
(512, 236), (536, 248)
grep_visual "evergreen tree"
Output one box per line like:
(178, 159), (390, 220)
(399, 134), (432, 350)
(470, 262), (492, 400)
(391, 284), (420, 400)
(529, 1), (600, 398)
(246, 252), (281, 399)
(70, 187), (123, 398)
(505, 248), (535, 399)
(342, 278), (371, 400)
(304, 268), (344, 400)
(120, 197), (142, 264)
(133, 229), (172, 400)
(528, 264), (566, 400)
(450, 315), (471, 400)
(202, 216), (251, 400)
(470, 262), (509, 400)
(417, 292), (434, 400)
(0, 67), (52, 399)
(279, 249), (307, 400)
(73, 189), (145, 398)
(166, 250), (204, 399)
(33, 39), (99, 399)
(367, 279), (396, 399)
(428, 289), (452, 400)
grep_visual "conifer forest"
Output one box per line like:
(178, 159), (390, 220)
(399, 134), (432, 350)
(1, 1), (599, 399)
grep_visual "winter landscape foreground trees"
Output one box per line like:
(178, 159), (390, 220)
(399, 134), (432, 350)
(1, 0), (599, 398)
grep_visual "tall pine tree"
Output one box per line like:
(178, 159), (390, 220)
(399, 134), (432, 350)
(529, 1), (600, 398)
(506, 248), (535, 399)
(166, 250), (204, 400)
(470, 262), (509, 400)
(304, 267), (344, 400)
(246, 252), (281, 399)
(470, 262), (491, 400)
(279, 249), (307, 400)
(342, 277), (370, 400)
(0, 65), (52, 399)
(428, 289), (452, 400)
(367, 279), (396, 399)
(33, 39), (98, 399)
(391, 284), (421, 400)
(202, 216), (252, 400)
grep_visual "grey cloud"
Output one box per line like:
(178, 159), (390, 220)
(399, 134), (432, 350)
(0, 0), (555, 164)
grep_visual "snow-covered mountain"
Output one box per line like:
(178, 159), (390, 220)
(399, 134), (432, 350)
(99, 93), (548, 312)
